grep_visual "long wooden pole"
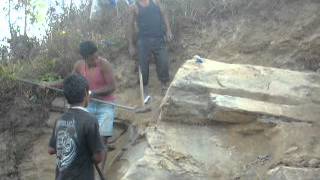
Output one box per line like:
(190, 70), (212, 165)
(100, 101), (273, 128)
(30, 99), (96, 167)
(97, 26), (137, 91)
(139, 67), (145, 107)
(17, 78), (136, 111)
(95, 163), (106, 180)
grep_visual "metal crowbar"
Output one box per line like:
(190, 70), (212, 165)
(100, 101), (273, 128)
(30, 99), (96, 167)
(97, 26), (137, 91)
(17, 78), (151, 113)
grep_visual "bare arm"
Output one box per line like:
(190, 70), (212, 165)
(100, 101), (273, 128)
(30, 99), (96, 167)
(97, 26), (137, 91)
(91, 59), (116, 97)
(127, 5), (138, 56)
(43, 80), (63, 89)
(86, 120), (106, 164)
(42, 61), (82, 89)
(48, 121), (57, 155)
(48, 147), (56, 155)
(128, 5), (137, 46)
(93, 150), (105, 164)
(72, 61), (82, 74)
(155, 0), (173, 40)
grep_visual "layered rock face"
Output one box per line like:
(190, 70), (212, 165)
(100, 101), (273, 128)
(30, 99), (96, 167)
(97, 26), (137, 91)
(161, 58), (320, 124)
(114, 58), (320, 180)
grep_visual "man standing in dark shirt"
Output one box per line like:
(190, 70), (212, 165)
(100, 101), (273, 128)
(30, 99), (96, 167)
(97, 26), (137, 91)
(48, 74), (105, 180)
(128, 0), (173, 98)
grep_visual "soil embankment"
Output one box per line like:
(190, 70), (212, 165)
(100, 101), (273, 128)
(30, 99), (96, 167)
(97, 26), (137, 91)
(2, 0), (320, 179)
(0, 79), (50, 180)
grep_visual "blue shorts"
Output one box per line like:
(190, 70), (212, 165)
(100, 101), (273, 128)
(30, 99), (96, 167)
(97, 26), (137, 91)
(87, 101), (115, 137)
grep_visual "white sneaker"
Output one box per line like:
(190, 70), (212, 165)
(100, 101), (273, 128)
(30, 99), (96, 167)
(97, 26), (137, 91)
(143, 86), (151, 104)
(144, 95), (151, 104)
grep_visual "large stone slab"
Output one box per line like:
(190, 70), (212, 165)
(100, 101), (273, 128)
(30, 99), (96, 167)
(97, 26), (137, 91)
(268, 166), (320, 180)
(168, 57), (320, 104)
(110, 121), (320, 180)
(209, 94), (320, 123)
(109, 58), (320, 180)
(161, 58), (320, 124)
(118, 122), (265, 180)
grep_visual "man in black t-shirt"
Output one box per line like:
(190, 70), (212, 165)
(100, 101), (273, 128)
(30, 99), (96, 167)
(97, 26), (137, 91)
(48, 74), (105, 180)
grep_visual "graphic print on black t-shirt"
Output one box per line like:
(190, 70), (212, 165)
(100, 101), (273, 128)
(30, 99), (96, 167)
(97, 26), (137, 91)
(49, 108), (104, 180)
(55, 117), (78, 171)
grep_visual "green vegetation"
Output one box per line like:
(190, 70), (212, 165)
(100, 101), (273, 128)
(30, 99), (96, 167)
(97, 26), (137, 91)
(1, 0), (216, 83)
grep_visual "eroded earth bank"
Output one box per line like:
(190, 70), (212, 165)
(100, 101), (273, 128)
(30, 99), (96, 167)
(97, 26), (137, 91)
(2, 0), (320, 179)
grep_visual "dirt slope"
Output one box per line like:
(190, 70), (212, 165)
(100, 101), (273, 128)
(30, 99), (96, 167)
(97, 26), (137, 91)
(172, 0), (320, 71)
(0, 79), (51, 180)
(2, 0), (320, 179)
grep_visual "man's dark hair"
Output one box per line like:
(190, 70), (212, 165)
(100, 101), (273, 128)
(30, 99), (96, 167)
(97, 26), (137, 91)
(79, 41), (98, 59)
(63, 74), (89, 105)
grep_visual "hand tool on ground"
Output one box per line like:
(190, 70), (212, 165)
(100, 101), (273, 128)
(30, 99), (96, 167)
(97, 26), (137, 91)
(136, 67), (152, 113)
(139, 67), (145, 107)
(17, 78), (150, 113)
(95, 163), (106, 180)
(138, 66), (151, 105)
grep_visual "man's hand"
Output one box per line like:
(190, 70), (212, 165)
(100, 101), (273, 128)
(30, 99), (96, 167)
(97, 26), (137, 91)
(38, 82), (50, 93)
(128, 44), (136, 57)
(89, 90), (99, 98)
(93, 150), (105, 164)
(39, 82), (47, 89)
(48, 147), (56, 155)
(166, 30), (173, 42)
(89, 90), (95, 97)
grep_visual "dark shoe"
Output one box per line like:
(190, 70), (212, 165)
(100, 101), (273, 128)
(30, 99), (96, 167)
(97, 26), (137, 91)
(161, 82), (168, 96)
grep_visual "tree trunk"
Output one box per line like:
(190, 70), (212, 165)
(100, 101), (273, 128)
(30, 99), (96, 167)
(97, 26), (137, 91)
(69, 0), (73, 17)
(8, 0), (13, 36)
(24, 0), (28, 36)
(62, 0), (65, 9)
(87, 0), (93, 39)
(8, 0), (13, 61)
(88, 0), (93, 19)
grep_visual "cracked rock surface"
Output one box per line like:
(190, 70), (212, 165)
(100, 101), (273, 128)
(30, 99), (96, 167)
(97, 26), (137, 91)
(111, 59), (320, 180)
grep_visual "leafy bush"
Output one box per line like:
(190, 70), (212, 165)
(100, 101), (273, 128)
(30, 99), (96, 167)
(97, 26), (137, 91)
(3, 0), (217, 81)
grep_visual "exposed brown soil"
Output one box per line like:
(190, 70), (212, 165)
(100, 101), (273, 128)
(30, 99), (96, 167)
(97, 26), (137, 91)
(2, 0), (320, 179)
(0, 78), (51, 180)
